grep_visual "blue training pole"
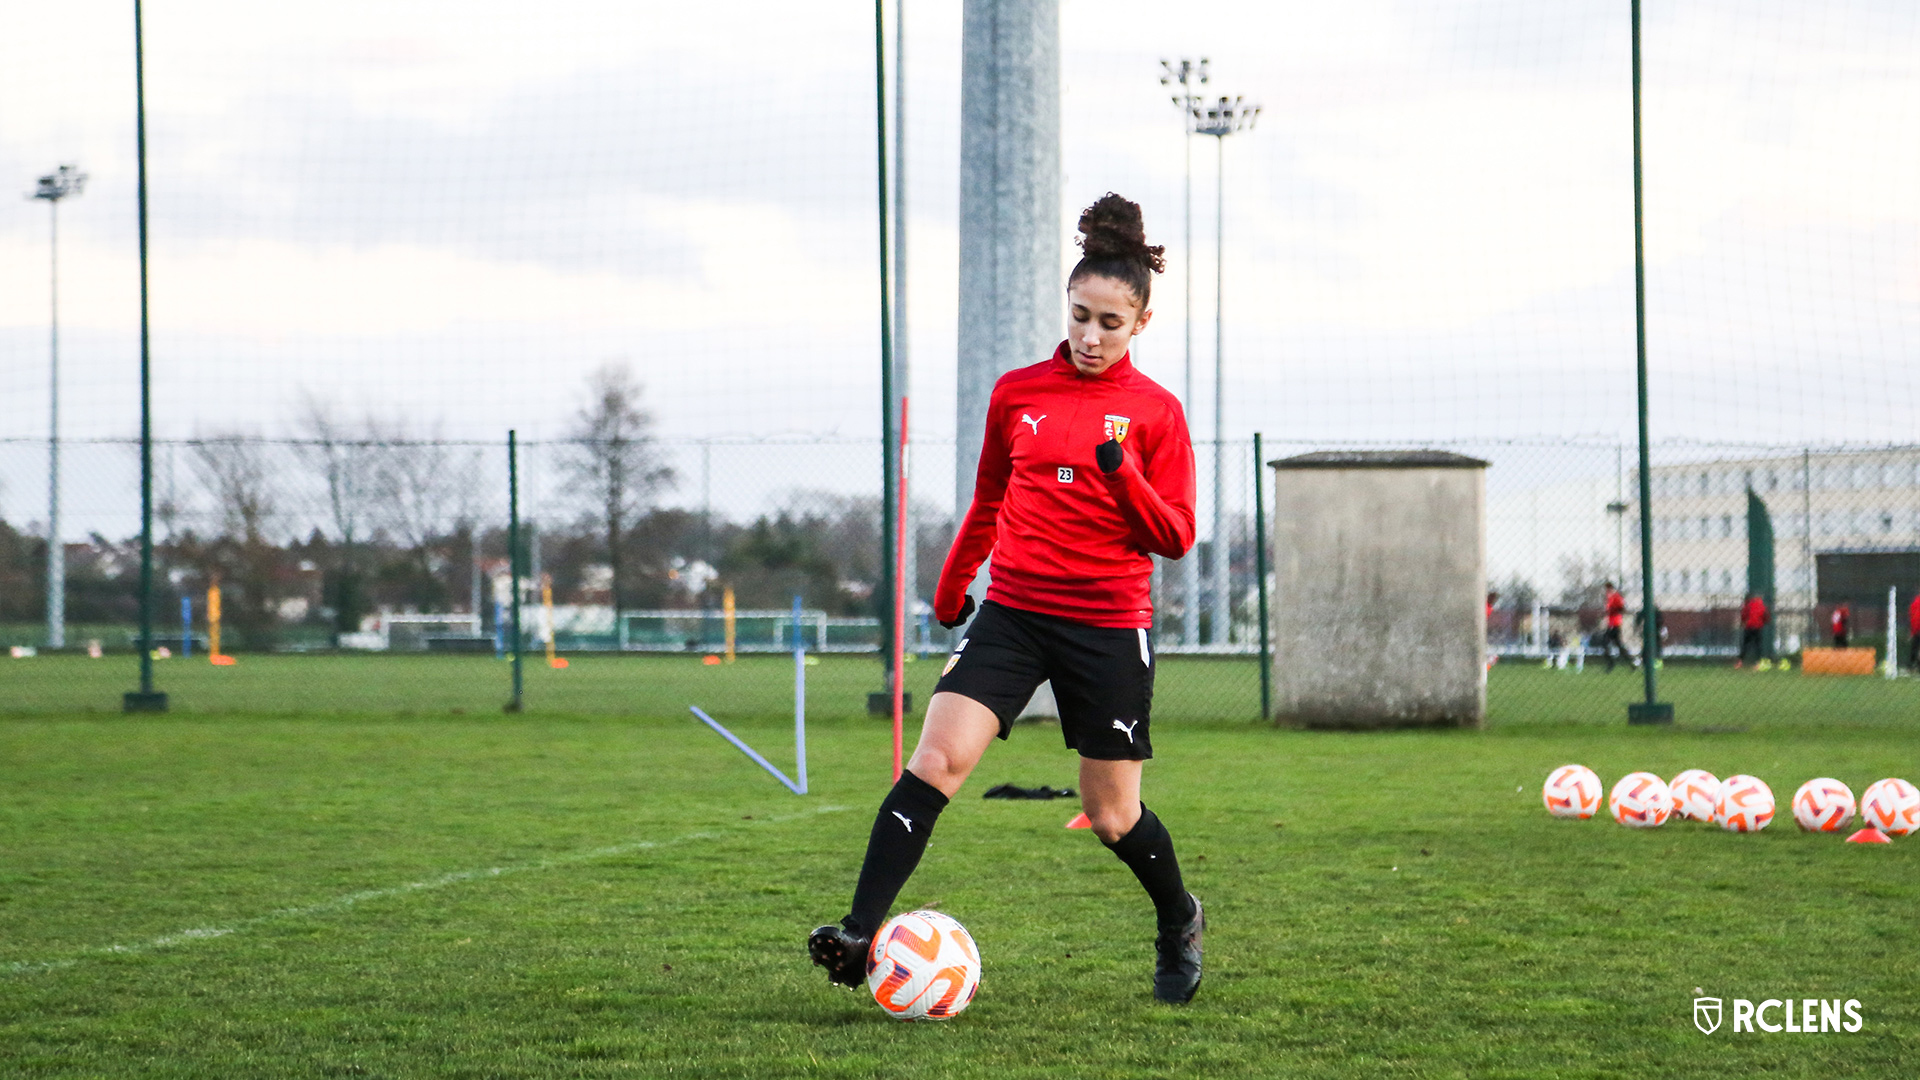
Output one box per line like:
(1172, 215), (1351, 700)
(793, 593), (808, 795)
(180, 596), (191, 657)
(689, 706), (805, 795)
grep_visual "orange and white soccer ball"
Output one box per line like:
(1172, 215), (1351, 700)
(1859, 778), (1920, 836)
(1716, 774), (1775, 832)
(867, 910), (980, 1021)
(1791, 778), (1856, 833)
(1609, 771), (1672, 828)
(1542, 764), (1603, 819)
(1668, 769), (1722, 823)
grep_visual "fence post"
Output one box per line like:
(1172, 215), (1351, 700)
(1254, 433), (1271, 720)
(122, 0), (167, 714)
(1626, 0), (1672, 725)
(1887, 586), (1898, 680)
(506, 430), (524, 713)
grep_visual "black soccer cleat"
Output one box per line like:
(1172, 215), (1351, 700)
(808, 924), (871, 989)
(1152, 894), (1204, 1004)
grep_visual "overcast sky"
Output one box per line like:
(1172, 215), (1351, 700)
(2, 0), (1917, 539)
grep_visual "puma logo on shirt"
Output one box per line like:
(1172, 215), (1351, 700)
(1112, 719), (1140, 743)
(1020, 413), (1046, 434)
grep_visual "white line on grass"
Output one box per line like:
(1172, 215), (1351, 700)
(5, 804), (850, 978)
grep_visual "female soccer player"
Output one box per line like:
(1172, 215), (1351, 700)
(809, 193), (1204, 1004)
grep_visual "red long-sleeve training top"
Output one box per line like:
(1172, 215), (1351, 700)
(935, 345), (1196, 629)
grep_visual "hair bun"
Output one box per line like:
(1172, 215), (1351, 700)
(1076, 193), (1166, 274)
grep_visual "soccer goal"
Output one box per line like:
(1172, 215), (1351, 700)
(340, 613), (487, 652)
(617, 608), (881, 653)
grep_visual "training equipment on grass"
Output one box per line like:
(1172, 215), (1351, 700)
(1858, 778), (1919, 836)
(1542, 764), (1602, 819)
(1667, 770), (1722, 823)
(1608, 772), (1672, 828)
(686, 595), (808, 795)
(1064, 812), (1091, 829)
(1845, 826), (1892, 844)
(1791, 778), (1856, 833)
(1716, 775), (1775, 832)
(866, 910), (981, 1021)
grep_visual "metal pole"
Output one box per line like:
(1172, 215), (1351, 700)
(506, 431), (524, 713)
(1182, 99), (1200, 648)
(875, 0), (898, 694)
(1628, 0), (1670, 724)
(893, 399), (910, 780)
(46, 196), (64, 650)
(124, 0), (165, 712)
(1803, 448), (1813, 650)
(1254, 433), (1271, 719)
(794, 593), (808, 794)
(1885, 585), (1897, 679)
(1616, 444), (1626, 583)
(1210, 135), (1228, 644)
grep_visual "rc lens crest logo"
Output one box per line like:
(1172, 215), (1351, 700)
(1694, 997), (1722, 1035)
(1694, 992), (1863, 1034)
(1103, 414), (1131, 443)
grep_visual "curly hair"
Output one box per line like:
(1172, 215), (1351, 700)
(1067, 192), (1166, 308)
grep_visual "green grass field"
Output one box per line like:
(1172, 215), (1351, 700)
(2, 657), (1916, 1077)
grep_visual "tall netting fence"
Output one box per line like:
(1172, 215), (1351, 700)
(5, 2), (1919, 726)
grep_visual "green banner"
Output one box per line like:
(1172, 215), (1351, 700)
(1747, 488), (1776, 658)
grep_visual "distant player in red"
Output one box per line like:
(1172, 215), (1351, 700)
(1832, 603), (1851, 647)
(1737, 593), (1768, 667)
(809, 194), (1205, 1004)
(1909, 594), (1920, 669)
(1599, 581), (1632, 672)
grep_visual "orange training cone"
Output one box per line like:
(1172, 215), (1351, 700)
(1065, 812), (1091, 829)
(1845, 826), (1892, 844)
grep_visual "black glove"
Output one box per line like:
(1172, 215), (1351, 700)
(938, 594), (976, 630)
(1096, 438), (1124, 474)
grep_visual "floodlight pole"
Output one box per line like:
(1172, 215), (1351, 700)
(32, 165), (85, 651)
(123, 0), (165, 713)
(1628, 0), (1671, 724)
(1196, 95), (1259, 646)
(1160, 58), (1208, 647)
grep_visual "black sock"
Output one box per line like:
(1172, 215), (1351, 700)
(844, 769), (950, 936)
(1102, 804), (1195, 932)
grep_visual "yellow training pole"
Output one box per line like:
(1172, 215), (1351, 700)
(207, 578), (233, 665)
(723, 586), (737, 663)
(541, 574), (567, 668)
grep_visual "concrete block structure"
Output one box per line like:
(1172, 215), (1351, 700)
(1269, 451), (1489, 729)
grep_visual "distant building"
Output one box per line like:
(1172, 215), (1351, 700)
(1631, 448), (1920, 613)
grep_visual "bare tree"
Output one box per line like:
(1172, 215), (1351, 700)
(298, 398), (382, 635)
(1555, 550), (1615, 609)
(193, 435), (277, 544)
(370, 418), (462, 579)
(562, 364), (673, 616)
(191, 433), (282, 642)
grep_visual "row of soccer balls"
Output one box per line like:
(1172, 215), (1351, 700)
(1543, 766), (1920, 834)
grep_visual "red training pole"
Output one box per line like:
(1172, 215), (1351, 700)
(892, 397), (910, 780)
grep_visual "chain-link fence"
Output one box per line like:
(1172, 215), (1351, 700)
(5, 432), (1920, 722)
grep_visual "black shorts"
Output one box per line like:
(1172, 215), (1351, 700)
(933, 600), (1156, 761)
